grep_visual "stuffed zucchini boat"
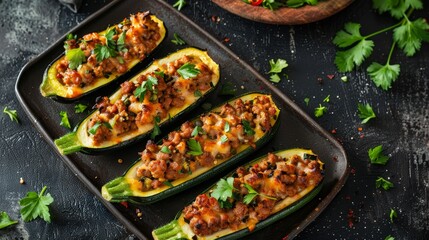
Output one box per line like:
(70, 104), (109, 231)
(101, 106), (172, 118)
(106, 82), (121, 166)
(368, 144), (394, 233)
(101, 93), (280, 204)
(54, 47), (220, 154)
(152, 148), (324, 240)
(40, 11), (166, 100)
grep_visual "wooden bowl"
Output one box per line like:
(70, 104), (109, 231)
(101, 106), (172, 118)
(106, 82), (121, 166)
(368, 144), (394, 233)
(212, 0), (354, 25)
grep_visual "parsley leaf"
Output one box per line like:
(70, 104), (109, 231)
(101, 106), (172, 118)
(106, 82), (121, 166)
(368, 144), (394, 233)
(173, 0), (187, 11)
(65, 48), (85, 70)
(191, 125), (205, 137)
(224, 122), (230, 132)
(151, 116), (161, 139)
(304, 97), (310, 106)
(160, 145), (171, 154)
(133, 75), (158, 102)
(88, 122), (112, 135)
(3, 107), (19, 123)
(376, 177), (394, 190)
(194, 90), (202, 97)
(323, 95), (330, 103)
(163, 181), (173, 187)
(367, 62), (400, 91)
(220, 135), (228, 143)
(0, 212), (18, 229)
(369, 145), (390, 165)
(333, 22), (365, 48)
(177, 63), (200, 79)
(243, 183), (277, 204)
(393, 18), (429, 57)
(117, 31), (127, 52)
(390, 209), (397, 223)
(384, 235), (395, 240)
(211, 177), (236, 202)
(334, 39), (374, 72)
(269, 74), (281, 83)
(269, 59), (288, 74)
(357, 103), (376, 123)
(74, 103), (88, 113)
(19, 186), (54, 223)
(59, 111), (71, 129)
(314, 104), (327, 118)
(105, 28), (117, 49)
(171, 33), (186, 45)
(262, 0), (284, 10)
(287, 0), (318, 8)
(94, 44), (117, 62)
(187, 139), (203, 156)
(242, 120), (255, 136)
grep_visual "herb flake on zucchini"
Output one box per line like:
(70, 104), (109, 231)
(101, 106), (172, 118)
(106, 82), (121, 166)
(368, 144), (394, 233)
(54, 47), (220, 154)
(40, 12), (166, 100)
(152, 148), (324, 240)
(101, 93), (280, 204)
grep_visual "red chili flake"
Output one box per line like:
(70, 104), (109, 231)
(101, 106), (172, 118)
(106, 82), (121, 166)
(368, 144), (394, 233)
(120, 201), (129, 208)
(347, 209), (355, 228)
(357, 127), (363, 132)
(359, 134), (365, 139)
(282, 236), (289, 240)
(331, 129), (337, 134)
(350, 168), (356, 175)
(317, 77), (323, 84)
(223, 37), (230, 43)
(327, 74), (335, 80)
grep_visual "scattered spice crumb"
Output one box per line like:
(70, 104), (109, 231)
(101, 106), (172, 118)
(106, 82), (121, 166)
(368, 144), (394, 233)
(137, 212), (143, 218)
(315, 207), (320, 212)
(317, 77), (323, 84)
(327, 74), (335, 80)
(347, 209), (355, 228)
(350, 168), (356, 175)
(358, 127), (363, 131)
(19, 177), (25, 184)
(120, 201), (129, 208)
(241, 85), (244, 89)
(223, 37), (230, 43)
(118, 159), (123, 164)
(341, 76), (348, 82)
(211, 15), (220, 23)
(95, 176), (98, 179)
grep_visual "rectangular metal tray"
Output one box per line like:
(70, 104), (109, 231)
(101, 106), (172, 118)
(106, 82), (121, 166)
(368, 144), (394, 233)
(15, 0), (349, 239)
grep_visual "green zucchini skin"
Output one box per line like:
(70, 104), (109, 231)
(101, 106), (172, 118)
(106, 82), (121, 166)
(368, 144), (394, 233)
(151, 149), (324, 240)
(54, 48), (220, 155)
(40, 14), (166, 102)
(101, 92), (281, 204)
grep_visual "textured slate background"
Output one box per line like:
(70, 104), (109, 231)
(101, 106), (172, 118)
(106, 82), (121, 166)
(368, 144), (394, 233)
(0, 0), (428, 239)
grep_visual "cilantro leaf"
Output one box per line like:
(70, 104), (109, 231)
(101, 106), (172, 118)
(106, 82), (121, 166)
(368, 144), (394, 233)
(151, 116), (161, 139)
(367, 62), (400, 91)
(270, 74), (281, 83)
(187, 139), (203, 156)
(19, 186), (54, 223)
(333, 22), (365, 48)
(393, 18), (429, 57)
(357, 103), (376, 124)
(94, 44), (117, 62)
(242, 120), (255, 136)
(368, 145), (390, 165)
(0, 212), (18, 229)
(334, 39), (374, 72)
(376, 177), (394, 190)
(74, 103), (88, 113)
(59, 111), (71, 129)
(3, 107), (19, 123)
(220, 135), (228, 143)
(390, 209), (397, 223)
(384, 235), (395, 240)
(65, 48), (85, 70)
(269, 59), (288, 74)
(173, 0), (187, 11)
(211, 177), (235, 202)
(171, 33), (186, 45)
(314, 104), (327, 118)
(88, 122), (112, 135)
(177, 63), (200, 79)
(160, 145), (171, 154)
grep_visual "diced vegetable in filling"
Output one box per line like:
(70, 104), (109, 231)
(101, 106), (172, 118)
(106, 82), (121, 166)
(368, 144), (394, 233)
(135, 95), (278, 190)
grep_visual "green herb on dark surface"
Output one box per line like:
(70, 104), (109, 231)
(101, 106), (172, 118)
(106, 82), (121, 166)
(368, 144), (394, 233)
(211, 177), (236, 201)
(369, 145), (390, 165)
(187, 139), (203, 156)
(219, 82), (237, 96)
(173, 0), (187, 11)
(358, 103), (376, 123)
(59, 111), (71, 129)
(384, 235), (395, 240)
(341, 76), (348, 82)
(243, 183), (277, 204)
(0, 212), (18, 229)
(270, 74), (281, 83)
(88, 122), (112, 135)
(171, 33), (186, 45)
(74, 104), (88, 113)
(160, 145), (171, 154)
(65, 48), (85, 70)
(242, 120), (255, 136)
(323, 95), (330, 103)
(376, 177), (394, 190)
(177, 63), (200, 79)
(314, 104), (327, 118)
(268, 58), (288, 83)
(304, 97), (310, 106)
(3, 107), (19, 123)
(19, 186), (54, 223)
(151, 116), (161, 139)
(333, 0), (429, 90)
(390, 209), (397, 223)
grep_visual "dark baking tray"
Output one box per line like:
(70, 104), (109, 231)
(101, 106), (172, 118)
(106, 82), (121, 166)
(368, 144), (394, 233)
(15, 0), (349, 239)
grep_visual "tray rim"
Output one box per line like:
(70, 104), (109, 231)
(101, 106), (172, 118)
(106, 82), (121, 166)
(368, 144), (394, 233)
(15, 0), (350, 239)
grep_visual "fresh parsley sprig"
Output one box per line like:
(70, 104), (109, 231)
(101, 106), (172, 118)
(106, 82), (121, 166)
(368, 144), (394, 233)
(390, 209), (397, 223)
(177, 63), (200, 79)
(171, 33), (186, 45)
(211, 177), (236, 202)
(376, 177), (394, 190)
(268, 58), (288, 83)
(134, 75), (159, 102)
(3, 107), (19, 123)
(314, 104), (327, 118)
(59, 111), (71, 129)
(358, 103), (376, 123)
(88, 122), (112, 135)
(151, 116), (162, 139)
(187, 139), (203, 156)
(243, 183), (277, 204)
(0, 212), (18, 229)
(368, 145), (390, 165)
(173, 0), (187, 11)
(19, 186), (54, 223)
(65, 48), (85, 70)
(74, 103), (88, 113)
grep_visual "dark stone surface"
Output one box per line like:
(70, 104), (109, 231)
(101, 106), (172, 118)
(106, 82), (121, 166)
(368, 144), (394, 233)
(0, 0), (428, 239)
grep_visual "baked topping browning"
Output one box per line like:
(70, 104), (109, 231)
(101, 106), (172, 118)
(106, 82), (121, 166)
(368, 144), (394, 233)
(182, 153), (324, 236)
(135, 95), (278, 191)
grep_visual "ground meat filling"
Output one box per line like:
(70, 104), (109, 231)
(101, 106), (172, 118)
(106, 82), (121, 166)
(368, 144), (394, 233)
(86, 55), (214, 146)
(182, 153), (324, 236)
(135, 95), (278, 191)
(56, 11), (161, 88)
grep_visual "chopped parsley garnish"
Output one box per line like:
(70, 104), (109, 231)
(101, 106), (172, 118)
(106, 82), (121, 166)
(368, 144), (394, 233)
(151, 116), (161, 139)
(0, 212), (18, 229)
(3, 107), (19, 123)
(194, 90), (202, 97)
(358, 103), (376, 124)
(268, 58), (288, 83)
(224, 122), (230, 132)
(220, 135), (228, 143)
(105, 28), (117, 49)
(242, 120), (255, 136)
(171, 33), (186, 45)
(160, 145), (171, 154)
(376, 177), (394, 190)
(390, 209), (397, 223)
(65, 48), (85, 70)
(187, 139), (203, 156)
(88, 122), (112, 135)
(163, 181), (173, 187)
(19, 186), (54, 223)
(134, 75), (158, 102)
(211, 177), (236, 202)
(367, 62), (400, 91)
(154, 70), (165, 78)
(177, 63), (200, 79)
(384, 235), (395, 240)
(314, 104), (327, 118)
(269, 74), (281, 83)
(173, 0), (187, 11)
(304, 97), (310, 106)
(191, 125), (204, 137)
(117, 31), (127, 52)
(243, 183), (277, 204)
(59, 111), (71, 129)
(94, 44), (117, 62)
(219, 82), (237, 96)
(323, 95), (330, 103)
(74, 103), (88, 113)
(287, 0), (319, 8)
(341, 76), (348, 82)
(368, 145), (390, 165)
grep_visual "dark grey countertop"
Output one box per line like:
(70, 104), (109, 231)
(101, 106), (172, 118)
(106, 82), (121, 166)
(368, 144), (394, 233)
(1, 0), (428, 239)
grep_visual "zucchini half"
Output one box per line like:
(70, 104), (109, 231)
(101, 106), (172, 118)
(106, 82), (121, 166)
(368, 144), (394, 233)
(101, 93), (281, 204)
(54, 48), (220, 154)
(152, 148), (324, 240)
(40, 13), (166, 100)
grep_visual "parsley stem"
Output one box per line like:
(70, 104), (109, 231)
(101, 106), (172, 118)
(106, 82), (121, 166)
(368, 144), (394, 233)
(386, 41), (396, 65)
(364, 21), (403, 39)
(39, 186), (47, 197)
